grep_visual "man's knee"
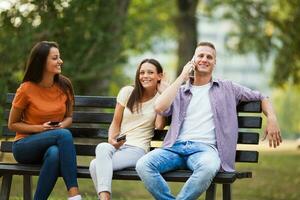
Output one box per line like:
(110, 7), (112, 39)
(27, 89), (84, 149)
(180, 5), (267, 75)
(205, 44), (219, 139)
(194, 158), (220, 177)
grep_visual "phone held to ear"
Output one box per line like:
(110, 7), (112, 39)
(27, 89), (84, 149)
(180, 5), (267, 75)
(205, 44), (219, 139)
(116, 134), (126, 142)
(189, 56), (195, 78)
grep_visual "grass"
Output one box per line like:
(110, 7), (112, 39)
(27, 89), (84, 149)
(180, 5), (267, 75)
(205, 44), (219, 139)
(1, 151), (299, 200)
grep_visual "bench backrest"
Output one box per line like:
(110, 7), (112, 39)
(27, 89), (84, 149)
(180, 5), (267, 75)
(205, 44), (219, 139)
(1, 93), (262, 163)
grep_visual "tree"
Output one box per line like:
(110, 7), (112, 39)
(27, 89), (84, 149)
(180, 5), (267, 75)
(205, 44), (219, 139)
(175, 0), (199, 76)
(205, 0), (300, 87)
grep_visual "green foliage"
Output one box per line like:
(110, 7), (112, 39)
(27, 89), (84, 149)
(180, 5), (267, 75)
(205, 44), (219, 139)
(0, 0), (176, 97)
(273, 85), (300, 138)
(205, 0), (300, 87)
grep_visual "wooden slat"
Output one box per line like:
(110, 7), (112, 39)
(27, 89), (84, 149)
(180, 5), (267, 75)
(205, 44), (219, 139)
(0, 142), (13, 153)
(0, 164), (251, 184)
(237, 101), (261, 113)
(70, 128), (108, 138)
(0, 141), (258, 162)
(2, 128), (258, 145)
(235, 150), (258, 162)
(1, 126), (109, 138)
(237, 132), (259, 144)
(74, 96), (116, 108)
(72, 112), (113, 123)
(6, 93), (116, 108)
(153, 130), (259, 145)
(238, 116), (262, 128)
(0, 141), (97, 156)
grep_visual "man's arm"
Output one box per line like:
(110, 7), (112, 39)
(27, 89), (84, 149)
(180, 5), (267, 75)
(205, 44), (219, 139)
(261, 98), (282, 148)
(154, 62), (192, 113)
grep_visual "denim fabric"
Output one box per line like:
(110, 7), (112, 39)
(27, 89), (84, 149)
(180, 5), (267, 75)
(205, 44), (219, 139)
(12, 129), (78, 200)
(136, 141), (221, 200)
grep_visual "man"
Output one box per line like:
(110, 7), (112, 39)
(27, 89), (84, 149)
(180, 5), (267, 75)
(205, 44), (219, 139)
(136, 42), (281, 200)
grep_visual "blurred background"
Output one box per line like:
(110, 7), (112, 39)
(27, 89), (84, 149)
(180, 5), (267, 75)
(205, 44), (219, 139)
(0, 0), (299, 199)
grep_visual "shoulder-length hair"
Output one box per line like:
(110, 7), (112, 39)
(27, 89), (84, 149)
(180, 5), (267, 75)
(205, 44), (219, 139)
(127, 58), (163, 113)
(22, 41), (74, 114)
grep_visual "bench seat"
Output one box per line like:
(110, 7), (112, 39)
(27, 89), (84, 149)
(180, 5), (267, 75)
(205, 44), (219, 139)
(0, 93), (262, 200)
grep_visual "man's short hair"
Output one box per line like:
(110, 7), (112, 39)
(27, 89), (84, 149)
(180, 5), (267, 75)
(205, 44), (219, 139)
(197, 42), (215, 50)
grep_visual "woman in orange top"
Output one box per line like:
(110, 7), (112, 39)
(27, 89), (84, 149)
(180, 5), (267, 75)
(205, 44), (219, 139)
(8, 41), (82, 200)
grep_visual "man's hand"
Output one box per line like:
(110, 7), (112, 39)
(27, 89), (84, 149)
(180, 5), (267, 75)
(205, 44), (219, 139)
(262, 117), (282, 148)
(180, 61), (195, 82)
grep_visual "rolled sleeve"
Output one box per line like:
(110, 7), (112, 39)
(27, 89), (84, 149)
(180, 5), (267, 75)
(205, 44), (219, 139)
(232, 82), (266, 102)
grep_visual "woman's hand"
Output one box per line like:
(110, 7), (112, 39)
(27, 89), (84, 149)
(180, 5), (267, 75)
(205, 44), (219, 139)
(108, 137), (126, 149)
(157, 73), (170, 94)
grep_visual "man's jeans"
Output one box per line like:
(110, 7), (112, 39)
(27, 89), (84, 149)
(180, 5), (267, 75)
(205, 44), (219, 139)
(136, 141), (221, 200)
(12, 129), (78, 200)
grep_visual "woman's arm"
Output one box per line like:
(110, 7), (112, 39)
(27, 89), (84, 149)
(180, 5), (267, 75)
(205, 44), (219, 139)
(59, 116), (72, 128)
(155, 62), (192, 113)
(108, 103), (125, 149)
(155, 114), (166, 130)
(8, 107), (53, 133)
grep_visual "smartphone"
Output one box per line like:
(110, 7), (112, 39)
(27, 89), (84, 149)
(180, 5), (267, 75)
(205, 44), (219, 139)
(49, 121), (60, 126)
(116, 134), (126, 142)
(189, 56), (195, 78)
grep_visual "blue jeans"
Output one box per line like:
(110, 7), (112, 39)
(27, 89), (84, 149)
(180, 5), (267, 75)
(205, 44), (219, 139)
(136, 141), (221, 200)
(12, 129), (78, 200)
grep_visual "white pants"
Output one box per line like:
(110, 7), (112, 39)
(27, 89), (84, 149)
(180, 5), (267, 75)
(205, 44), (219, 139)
(89, 143), (145, 194)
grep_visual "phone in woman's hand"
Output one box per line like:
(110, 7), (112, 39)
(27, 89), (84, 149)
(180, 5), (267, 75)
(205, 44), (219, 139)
(49, 121), (60, 126)
(116, 134), (126, 142)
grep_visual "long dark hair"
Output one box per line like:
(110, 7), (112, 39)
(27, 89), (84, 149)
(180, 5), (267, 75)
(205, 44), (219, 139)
(22, 41), (74, 114)
(127, 58), (163, 113)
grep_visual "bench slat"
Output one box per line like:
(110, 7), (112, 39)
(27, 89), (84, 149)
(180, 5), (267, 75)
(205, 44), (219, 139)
(238, 116), (262, 128)
(72, 112), (113, 123)
(3, 111), (114, 124)
(7, 93), (261, 112)
(237, 132), (259, 144)
(6, 93), (116, 108)
(0, 163), (251, 184)
(236, 150), (258, 162)
(237, 101), (261, 113)
(153, 130), (259, 145)
(3, 111), (261, 128)
(1, 127), (259, 144)
(74, 96), (116, 108)
(1, 126), (109, 138)
(0, 141), (258, 162)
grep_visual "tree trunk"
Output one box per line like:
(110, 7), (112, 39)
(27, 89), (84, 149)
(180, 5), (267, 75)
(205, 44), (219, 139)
(175, 0), (199, 76)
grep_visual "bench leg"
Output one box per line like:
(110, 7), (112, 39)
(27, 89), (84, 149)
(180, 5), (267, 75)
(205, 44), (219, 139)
(205, 183), (216, 200)
(0, 174), (12, 200)
(23, 175), (32, 200)
(222, 184), (232, 200)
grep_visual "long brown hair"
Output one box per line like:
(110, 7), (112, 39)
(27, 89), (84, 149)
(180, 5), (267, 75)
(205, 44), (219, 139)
(127, 58), (163, 113)
(23, 41), (74, 114)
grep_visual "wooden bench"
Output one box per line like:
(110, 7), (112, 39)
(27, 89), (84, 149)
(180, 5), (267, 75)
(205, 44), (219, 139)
(0, 93), (262, 200)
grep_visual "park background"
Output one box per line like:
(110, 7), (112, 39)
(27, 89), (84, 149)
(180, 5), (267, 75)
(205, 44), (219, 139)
(0, 0), (299, 199)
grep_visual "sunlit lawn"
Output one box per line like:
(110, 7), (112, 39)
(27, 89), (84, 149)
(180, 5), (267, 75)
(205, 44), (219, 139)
(1, 151), (299, 200)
